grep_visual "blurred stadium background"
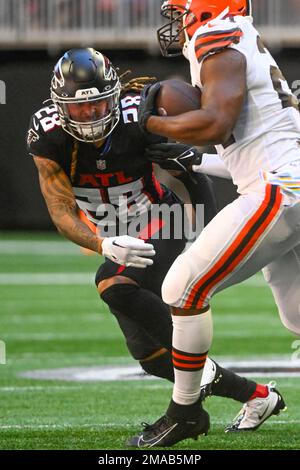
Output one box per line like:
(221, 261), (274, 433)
(1, 0), (300, 450)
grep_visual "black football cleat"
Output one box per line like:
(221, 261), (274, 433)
(127, 408), (210, 448)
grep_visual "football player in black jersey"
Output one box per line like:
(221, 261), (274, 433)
(27, 48), (279, 442)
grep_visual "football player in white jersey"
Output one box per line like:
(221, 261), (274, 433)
(128, 0), (300, 447)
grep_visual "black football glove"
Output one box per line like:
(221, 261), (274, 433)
(138, 82), (161, 132)
(145, 143), (202, 172)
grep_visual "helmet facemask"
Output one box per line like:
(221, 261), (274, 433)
(157, 0), (252, 58)
(157, 4), (196, 57)
(51, 82), (121, 143)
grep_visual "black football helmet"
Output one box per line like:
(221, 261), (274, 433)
(50, 48), (121, 143)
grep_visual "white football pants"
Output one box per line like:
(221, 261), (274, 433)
(162, 184), (300, 335)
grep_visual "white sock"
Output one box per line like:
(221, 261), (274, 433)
(172, 309), (213, 405)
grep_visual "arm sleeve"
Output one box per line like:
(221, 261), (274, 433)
(192, 153), (232, 180)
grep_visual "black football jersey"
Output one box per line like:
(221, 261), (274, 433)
(27, 91), (168, 232)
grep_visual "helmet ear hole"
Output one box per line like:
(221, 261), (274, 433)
(200, 12), (212, 22)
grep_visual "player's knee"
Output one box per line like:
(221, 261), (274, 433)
(99, 280), (139, 311)
(162, 274), (180, 306)
(95, 260), (138, 298)
(161, 253), (190, 306)
(95, 263), (138, 292)
(162, 249), (213, 308)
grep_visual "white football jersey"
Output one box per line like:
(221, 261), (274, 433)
(187, 14), (300, 194)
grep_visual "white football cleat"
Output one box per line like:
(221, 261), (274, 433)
(225, 381), (286, 432)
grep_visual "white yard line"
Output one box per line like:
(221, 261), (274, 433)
(0, 383), (171, 393)
(17, 361), (300, 382)
(0, 240), (80, 255)
(2, 329), (288, 340)
(0, 273), (95, 285)
(3, 332), (118, 340)
(1, 379), (299, 392)
(0, 423), (128, 430)
(234, 372), (300, 377)
(1, 419), (300, 430)
(0, 385), (84, 392)
(0, 271), (267, 287)
(1, 313), (104, 324)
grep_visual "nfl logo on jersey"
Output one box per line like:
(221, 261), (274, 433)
(96, 159), (107, 170)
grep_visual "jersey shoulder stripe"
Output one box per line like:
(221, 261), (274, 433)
(194, 27), (243, 63)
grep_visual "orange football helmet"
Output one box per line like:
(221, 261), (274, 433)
(157, 0), (252, 57)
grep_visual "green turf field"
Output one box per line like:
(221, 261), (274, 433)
(0, 232), (299, 450)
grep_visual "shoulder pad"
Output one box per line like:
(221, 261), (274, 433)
(120, 92), (141, 125)
(31, 101), (61, 135)
(193, 19), (243, 64)
(27, 101), (65, 157)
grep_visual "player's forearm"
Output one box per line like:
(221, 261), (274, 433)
(49, 205), (103, 254)
(33, 157), (102, 253)
(147, 110), (231, 146)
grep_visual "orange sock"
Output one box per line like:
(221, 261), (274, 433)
(249, 384), (269, 400)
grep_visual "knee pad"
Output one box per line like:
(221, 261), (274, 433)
(162, 253), (192, 307)
(162, 250), (212, 308)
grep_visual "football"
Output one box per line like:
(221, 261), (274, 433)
(156, 79), (201, 116)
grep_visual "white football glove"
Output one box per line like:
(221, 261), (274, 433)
(101, 235), (156, 268)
